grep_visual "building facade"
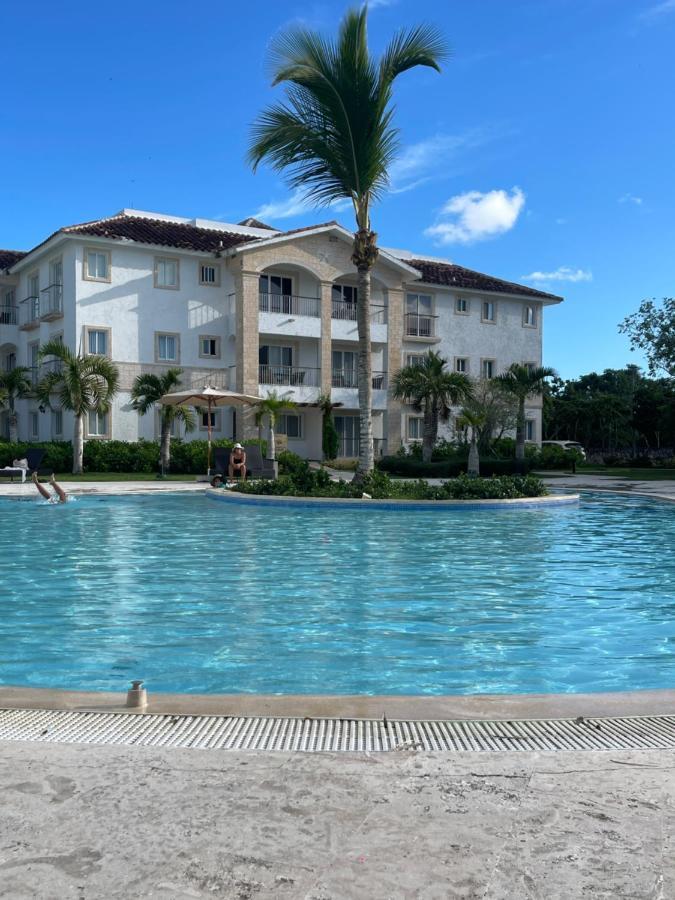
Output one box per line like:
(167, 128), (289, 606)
(0, 210), (562, 458)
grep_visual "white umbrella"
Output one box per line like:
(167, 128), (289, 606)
(160, 385), (261, 475)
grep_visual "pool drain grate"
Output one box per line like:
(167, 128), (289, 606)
(2, 707), (675, 752)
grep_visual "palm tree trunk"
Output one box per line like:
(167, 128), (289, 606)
(267, 420), (276, 460)
(160, 418), (171, 474)
(73, 413), (84, 474)
(468, 432), (480, 476)
(8, 398), (17, 444)
(515, 397), (526, 461)
(355, 263), (374, 479)
(422, 403), (436, 463)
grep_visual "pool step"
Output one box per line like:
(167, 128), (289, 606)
(2, 707), (675, 752)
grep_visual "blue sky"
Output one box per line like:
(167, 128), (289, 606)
(2, 0), (674, 379)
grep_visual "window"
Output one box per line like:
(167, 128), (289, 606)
(455, 297), (469, 315)
(84, 249), (110, 282)
(406, 293), (433, 336)
(455, 357), (469, 374)
(199, 336), (220, 359)
(157, 412), (179, 438)
(526, 419), (536, 441)
(86, 328), (110, 356)
(259, 274), (293, 312)
(277, 413), (303, 439)
(481, 359), (496, 379)
(523, 361), (536, 374)
(335, 415), (359, 456)
(259, 344), (293, 383)
(406, 353), (425, 367)
(332, 348), (357, 387)
(407, 416), (424, 440)
(28, 341), (39, 383)
(52, 410), (63, 436)
(155, 333), (179, 362)
(523, 305), (537, 327)
(30, 411), (39, 438)
(154, 257), (179, 289)
(27, 273), (40, 320)
(199, 263), (220, 286)
(87, 410), (109, 437)
(481, 301), (496, 323)
(200, 411), (221, 430)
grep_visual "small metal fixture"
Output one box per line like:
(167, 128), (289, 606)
(126, 679), (148, 709)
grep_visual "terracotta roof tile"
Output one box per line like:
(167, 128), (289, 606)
(407, 258), (563, 301)
(0, 249), (27, 271)
(237, 217), (276, 230)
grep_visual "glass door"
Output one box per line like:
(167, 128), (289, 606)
(259, 274), (293, 313)
(335, 415), (359, 457)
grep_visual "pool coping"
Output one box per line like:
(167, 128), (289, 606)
(3, 685), (675, 721)
(205, 487), (581, 510)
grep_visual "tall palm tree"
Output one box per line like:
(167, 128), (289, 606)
(392, 351), (472, 463)
(0, 366), (32, 443)
(248, 7), (448, 478)
(36, 339), (119, 474)
(255, 391), (297, 461)
(457, 408), (486, 476)
(131, 369), (196, 475)
(496, 363), (557, 461)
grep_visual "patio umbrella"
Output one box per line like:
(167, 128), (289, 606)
(160, 385), (261, 475)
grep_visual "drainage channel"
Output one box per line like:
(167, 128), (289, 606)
(2, 707), (675, 752)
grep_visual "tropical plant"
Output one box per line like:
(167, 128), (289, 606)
(461, 378), (518, 454)
(36, 339), (119, 474)
(248, 7), (448, 478)
(619, 297), (675, 377)
(0, 366), (32, 443)
(392, 351), (472, 462)
(130, 368), (196, 474)
(457, 408), (486, 476)
(317, 392), (340, 460)
(496, 364), (556, 461)
(254, 391), (297, 461)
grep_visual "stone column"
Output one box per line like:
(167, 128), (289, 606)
(235, 267), (260, 441)
(386, 287), (404, 453)
(319, 281), (333, 396)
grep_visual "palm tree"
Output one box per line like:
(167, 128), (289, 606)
(392, 351), (472, 463)
(248, 7), (448, 478)
(36, 339), (119, 474)
(0, 367), (32, 443)
(131, 369), (196, 475)
(317, 392), (340, 460)
(457, 408), (486, 476)
(496, 364), (557, 462)
(255, 391), (297, 461)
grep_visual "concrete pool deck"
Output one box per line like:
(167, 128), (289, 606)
(1, 740), (674, 898)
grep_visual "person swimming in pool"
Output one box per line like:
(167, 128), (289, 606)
(32, 472), (68, 504)
(228, 443), (247, 482)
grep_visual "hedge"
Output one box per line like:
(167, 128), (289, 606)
(376, 455), (534, 478)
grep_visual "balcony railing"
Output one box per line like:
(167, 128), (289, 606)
(40, 359), (64, 379)
(405, 312), (438, 337)
(259, 293), (320, 318)
(19, 296), (40, 328)
(40, 283), (63, 320)
(0, 306), (17, 325)
(259, 364), (321, 387)
(331, 369), (387, 390)
(336, 437), (388, 459)
(331, 300), (387, 324)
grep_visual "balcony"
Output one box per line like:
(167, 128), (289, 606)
(331, 301), (388, 343)
(330, 300), (387, 323)
(258, 364), (321, 388)
(405, 313), (438, 339)
(0, 306), (17, 326)
(331, 369), (387, 390)
(40, 359), (64, 379)
(259, 292), (320, 318)
(19, 296), (40, 330)
(40, 283), (64, 320)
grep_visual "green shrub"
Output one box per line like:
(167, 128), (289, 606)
(529, 444), (581, 469)
(376, 455), (534, 478)
(0, 441), (73, 472)
(322, 416), (339, 460)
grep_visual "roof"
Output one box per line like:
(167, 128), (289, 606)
(62, 213), (259, 254)
(237, 217), (276, 231)
(406, 258), (563, 302)
(0, 249), (27, 271)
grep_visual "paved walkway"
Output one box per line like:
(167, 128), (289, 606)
(0, 479), (205, 498)
(0, 740), (673, 899)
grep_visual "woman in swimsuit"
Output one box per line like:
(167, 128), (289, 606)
(228, 443), (247, 482)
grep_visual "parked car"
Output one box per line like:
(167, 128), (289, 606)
(541, 440), (587, 460)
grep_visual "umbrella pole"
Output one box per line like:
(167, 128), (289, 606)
(207, 399), (213, 476)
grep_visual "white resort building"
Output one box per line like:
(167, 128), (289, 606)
(0, 210), (562, 458)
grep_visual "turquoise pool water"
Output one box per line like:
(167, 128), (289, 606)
(0, 491), (673, 695)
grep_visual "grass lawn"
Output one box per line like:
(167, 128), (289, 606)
(51, 472), (197, 482)
(577, 466), (675, 481)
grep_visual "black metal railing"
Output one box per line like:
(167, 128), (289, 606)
(40, 283), (63, 318)
(258, 293), (320, 318)
(259, 364), (321, 387)
(336, 436), (388, 458)
(0, 306), (17, 325)
(405, 312), (437, 337)
(20, 296), (40, 327)
(331, 300), (387, 323)
(331, 370), (387, 390)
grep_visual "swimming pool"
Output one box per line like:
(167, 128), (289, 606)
(0, 491), (673, 695)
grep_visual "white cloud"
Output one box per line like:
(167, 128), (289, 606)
(254, 190), (351, 222)
(366, 0), (397, 8)
(639, 0), (675, 20)
(424, 187), (525, 245)
(618, 193), (643, 205)
(522, 267), (593, 284)
(388, 131), (487, 195)
(555, 217), (567, 225)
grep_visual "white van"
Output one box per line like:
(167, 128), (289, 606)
(541, 440), (587, 460)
